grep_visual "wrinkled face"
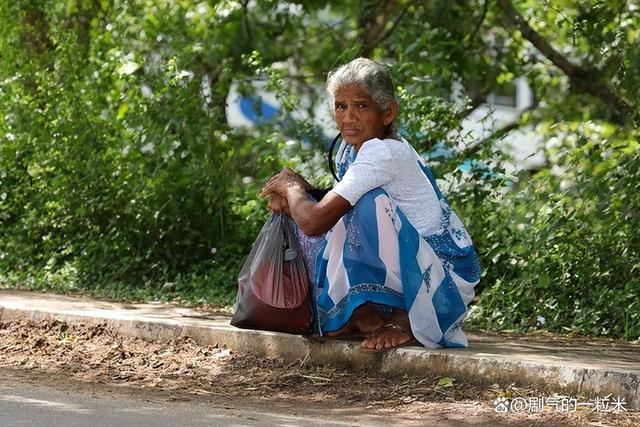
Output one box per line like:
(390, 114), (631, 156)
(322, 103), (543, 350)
(333, 85), (395, 151)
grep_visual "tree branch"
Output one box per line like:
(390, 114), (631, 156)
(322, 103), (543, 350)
(458, 108), (533, 158)
(454, 92), (489, 122)
(360, 0), (398, 58)
(376, 5), (409, 46)
(467, 0), (489, 46)
(196, 59), (230, 130)
(496, 0), (635, 126)
(241, 0), (252, 45)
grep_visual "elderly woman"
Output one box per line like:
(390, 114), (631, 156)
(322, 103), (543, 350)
(260, 58), (481, 352)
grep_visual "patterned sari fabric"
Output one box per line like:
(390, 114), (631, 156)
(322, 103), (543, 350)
(295, 140), (481, 348)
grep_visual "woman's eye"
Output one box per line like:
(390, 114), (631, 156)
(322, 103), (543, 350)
(357, 102), (367, 109)
(335, 103), (346, 110)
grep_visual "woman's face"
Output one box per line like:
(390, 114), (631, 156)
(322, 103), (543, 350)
(333, 84), (396, 151)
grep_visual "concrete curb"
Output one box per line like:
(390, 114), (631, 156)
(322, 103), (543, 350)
(1, 294), (638, 409)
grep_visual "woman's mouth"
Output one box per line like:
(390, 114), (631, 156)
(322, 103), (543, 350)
(342, 128), (360, 137)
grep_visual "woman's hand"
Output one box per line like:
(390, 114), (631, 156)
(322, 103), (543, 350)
(267, 193), (291, 216)
(259, 167), (311, 199)
(260, 167), (350, 236)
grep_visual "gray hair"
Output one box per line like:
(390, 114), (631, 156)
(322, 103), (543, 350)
(326, 58), (397, 111)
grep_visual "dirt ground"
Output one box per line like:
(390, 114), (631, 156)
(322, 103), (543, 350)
(0, 318), (637, 426)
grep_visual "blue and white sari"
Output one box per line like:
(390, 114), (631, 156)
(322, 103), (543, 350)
(295, 140), (481, 348)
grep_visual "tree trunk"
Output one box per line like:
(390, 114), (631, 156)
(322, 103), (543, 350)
(22, 5), (54, 60)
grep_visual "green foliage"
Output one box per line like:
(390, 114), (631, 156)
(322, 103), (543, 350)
(0, 0), (282, 302)
(458, 125), (640, 340)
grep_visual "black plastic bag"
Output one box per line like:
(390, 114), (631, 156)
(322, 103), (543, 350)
(231, 214), (313, 334)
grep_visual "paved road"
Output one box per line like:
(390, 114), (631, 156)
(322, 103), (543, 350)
(0, 367), (577, 427)
(0, 389), (357, 427)
(0, 370), (364, 427)
(0, 368), (514, 427)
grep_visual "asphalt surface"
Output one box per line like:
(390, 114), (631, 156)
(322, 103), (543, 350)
(0, 369), (365, 427)
(0, 367), (519, 427)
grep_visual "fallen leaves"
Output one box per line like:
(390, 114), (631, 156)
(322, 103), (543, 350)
(436, 376), (455, 388)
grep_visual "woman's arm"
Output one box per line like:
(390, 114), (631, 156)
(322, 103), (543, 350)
(285, 186), (351, 236)
(260, 167), (351, 236)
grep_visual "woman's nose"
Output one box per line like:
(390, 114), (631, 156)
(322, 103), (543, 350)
(343, 107), (355, 123)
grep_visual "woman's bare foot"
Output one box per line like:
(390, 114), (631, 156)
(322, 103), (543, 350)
(350, 303), (386, 334)
(360, 324), (412, 351)
(323, 321), (358, 338)
(360, 309), (414, 352)
(324, 303), (385, 338)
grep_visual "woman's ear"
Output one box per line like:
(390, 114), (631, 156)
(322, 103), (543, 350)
(383, 100), (398, 126)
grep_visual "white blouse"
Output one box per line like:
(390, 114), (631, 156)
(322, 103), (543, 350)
(331, 138), (444, 237)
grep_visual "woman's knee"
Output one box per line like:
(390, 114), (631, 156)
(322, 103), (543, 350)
(350, 188), (391, 214)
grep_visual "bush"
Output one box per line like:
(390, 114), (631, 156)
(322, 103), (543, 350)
(456, 124), (640, 340)
(0, 1), (282, 303)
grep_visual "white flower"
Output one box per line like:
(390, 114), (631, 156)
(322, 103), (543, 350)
(118, 60), (140, 76)
(536, 315), (546, 326)
(176, 70), (194, 81)
(196, 3), (208, 15)
(149, 52), (162, 66)
(210, 247), (217, 255)
(242, 176), (253, 185)
(466, 304), (482, 320)
(601, 148), (613, 160)
(121, 145), (130, 156)
(5, 133), (15, 141)
(140, 142), (155, 154)
(140, 84), (153, 98)
(214, 1), (240, 19)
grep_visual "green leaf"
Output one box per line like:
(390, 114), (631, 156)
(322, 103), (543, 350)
(116, 104), (129, 120)
(27, 163), (43, 178)
(437, 377), (455, 387)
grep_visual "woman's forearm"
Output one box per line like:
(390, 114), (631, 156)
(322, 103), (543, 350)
(286, 188), (320, 235)
(286, 185), (351, 236)
(258, 167), (351, 235)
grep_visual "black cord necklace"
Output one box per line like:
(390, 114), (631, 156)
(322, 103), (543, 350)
(327, 132), (342, 182)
